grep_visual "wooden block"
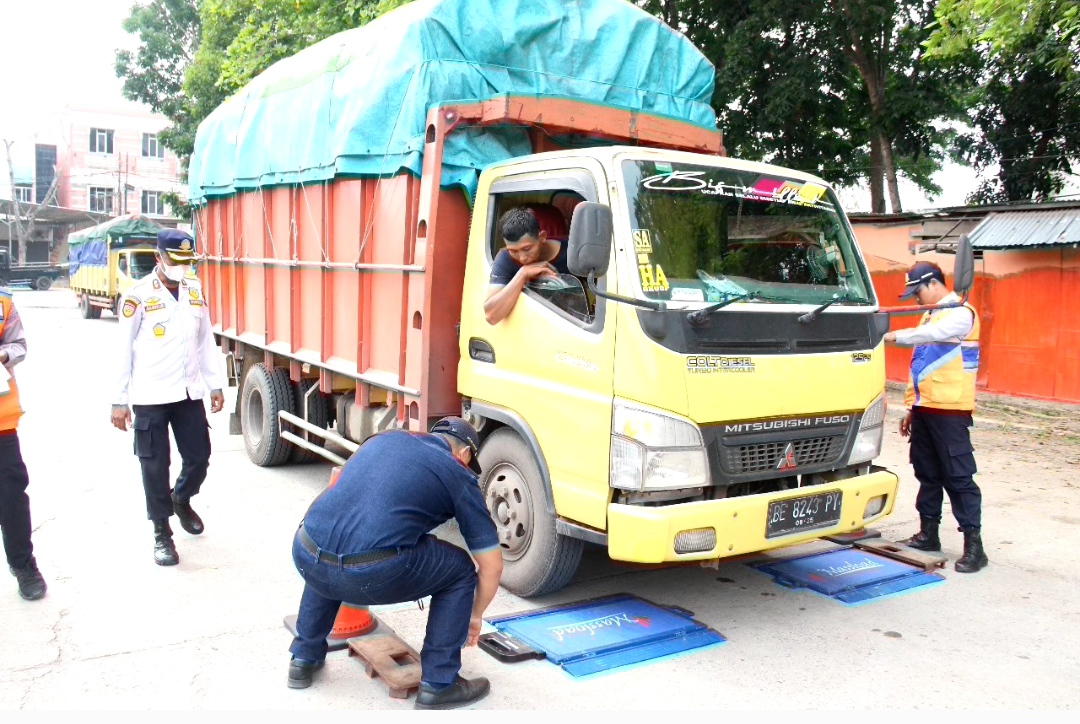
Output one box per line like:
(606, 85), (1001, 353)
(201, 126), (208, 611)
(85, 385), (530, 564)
(348, 634), (422, 699)
(854, 538), (948, 572)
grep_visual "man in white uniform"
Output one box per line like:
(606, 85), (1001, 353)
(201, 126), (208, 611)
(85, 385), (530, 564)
(111, 230), (224, 566)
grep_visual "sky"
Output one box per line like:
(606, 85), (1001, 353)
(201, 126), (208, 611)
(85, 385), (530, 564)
(0, 0), (1015, 212)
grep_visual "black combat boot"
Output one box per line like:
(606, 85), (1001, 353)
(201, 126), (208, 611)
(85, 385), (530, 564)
(172, 493), (204, 535)
(901, 516), (941, 551)
(10, 556), (47, 601)
(153, 520), (180, 566)
(954, 527), (988, 573)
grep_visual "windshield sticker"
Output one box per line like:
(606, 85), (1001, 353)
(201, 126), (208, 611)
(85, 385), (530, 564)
(641, 171), (834, 210)
(639, 263), (669, 293)
(687, 356), (756, 374)
(632, 229), (653, 254)
(670, 288), (705, 302)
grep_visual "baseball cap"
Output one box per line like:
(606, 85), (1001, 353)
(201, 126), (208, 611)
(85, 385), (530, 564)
(157, 229), (198, 263)
(431, 416), (482, 475)
(898, 261), (945, 299)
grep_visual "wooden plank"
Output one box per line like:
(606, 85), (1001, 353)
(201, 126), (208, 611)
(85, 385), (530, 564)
(348, 634), (422, 699)
(854, 538), (948, 572)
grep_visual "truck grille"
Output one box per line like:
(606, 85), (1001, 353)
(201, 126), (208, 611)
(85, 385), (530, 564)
(722, 435), (847, 475)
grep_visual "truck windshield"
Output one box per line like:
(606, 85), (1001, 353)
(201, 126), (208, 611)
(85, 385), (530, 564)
(128, 253), (158, 280)
(620, 160), (873, 306)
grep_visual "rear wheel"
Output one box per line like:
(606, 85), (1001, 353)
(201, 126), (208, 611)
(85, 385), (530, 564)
(478, 428), (583, 597)
(288, 379), (331, 464)
(240, 363), (295, 466)
(79, 294), (101, 320)
(34, 276), (52, 291)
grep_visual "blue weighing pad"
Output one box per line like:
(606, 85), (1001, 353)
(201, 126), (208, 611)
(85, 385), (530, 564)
(484, 594), (725, 677)
(753, 547), (944, 605)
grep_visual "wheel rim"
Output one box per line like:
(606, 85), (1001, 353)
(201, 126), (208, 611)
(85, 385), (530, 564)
(243, 386), (266, 449)
(484, 462), (534, 561)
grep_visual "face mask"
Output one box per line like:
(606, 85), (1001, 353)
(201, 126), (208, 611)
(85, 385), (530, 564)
(159, 264), (187, 283)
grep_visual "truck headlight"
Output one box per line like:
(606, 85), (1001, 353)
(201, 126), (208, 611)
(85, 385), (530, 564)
(610, 402), (709, 491)
(847, 394), (886, 466)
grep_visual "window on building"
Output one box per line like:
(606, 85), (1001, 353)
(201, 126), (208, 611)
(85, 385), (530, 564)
(142, 133), (165, 159)
(89, 187), (114, 214)
(142, 190), (164, 216)
(89, 128), (114, 154)
(14, 185), (33, 203)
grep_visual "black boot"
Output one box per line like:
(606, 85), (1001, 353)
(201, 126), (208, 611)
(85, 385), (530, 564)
(414, 676), (491, 710)
(901, 516), (941, 551)
(153, 520), (180, 566)
(955, 527), (988, 573)
(10, 556), (47, 601)
(172, 493), (204, 535)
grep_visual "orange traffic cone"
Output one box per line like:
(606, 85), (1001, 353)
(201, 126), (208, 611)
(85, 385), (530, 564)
(283, 465), (378, 649)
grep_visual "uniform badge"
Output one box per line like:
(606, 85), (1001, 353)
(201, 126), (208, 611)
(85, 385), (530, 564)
(188, 288), (200, 300)
(144, 296), (166, 313)
(122, 299), (139, 318)
(153, 323), (166, 338)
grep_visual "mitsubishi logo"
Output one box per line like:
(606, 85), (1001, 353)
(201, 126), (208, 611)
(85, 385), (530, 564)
(776, 443), (797, 471)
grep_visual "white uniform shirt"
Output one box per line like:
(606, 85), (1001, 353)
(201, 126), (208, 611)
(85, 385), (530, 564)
(892, 292), (975, 346)
(115, 274), (223, 406)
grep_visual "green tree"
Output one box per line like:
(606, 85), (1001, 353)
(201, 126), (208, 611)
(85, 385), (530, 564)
(928, 1), (1080, 202)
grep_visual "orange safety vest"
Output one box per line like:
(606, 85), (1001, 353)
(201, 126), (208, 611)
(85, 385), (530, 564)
(904, 301), (980, 411)
(0, 293), (24, 431)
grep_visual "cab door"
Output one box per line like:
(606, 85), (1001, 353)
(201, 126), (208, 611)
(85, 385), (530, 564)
(458, 159), (616, 530)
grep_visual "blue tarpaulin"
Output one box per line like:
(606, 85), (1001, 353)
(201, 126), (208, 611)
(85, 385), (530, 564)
(67, 216), (164, 276)
(188, 0), (717, 205)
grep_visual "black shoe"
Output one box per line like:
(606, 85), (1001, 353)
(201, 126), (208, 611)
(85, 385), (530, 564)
(153, 520), (180, 566)
(414, 676), (491, 710)
(287, 658), (324, 689)
(10, 556), (47, 601)
(901, 516), (941, 552)
(955, 527), (989, 573)
(172, 493), (204, 535)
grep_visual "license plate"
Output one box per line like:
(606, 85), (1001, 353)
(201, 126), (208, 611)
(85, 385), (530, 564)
(765, 490), (843, 538)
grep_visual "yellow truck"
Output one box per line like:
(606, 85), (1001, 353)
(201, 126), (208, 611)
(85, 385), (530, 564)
(68, 215), (163, 319)
(191, 0), (902, 596)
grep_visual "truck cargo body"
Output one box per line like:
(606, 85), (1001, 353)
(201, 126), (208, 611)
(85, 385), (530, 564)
(198, 98), (898, 596)
(68, 216), (163, 319)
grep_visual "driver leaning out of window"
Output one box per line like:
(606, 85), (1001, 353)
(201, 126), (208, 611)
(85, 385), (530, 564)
(483, 206), (572, 325)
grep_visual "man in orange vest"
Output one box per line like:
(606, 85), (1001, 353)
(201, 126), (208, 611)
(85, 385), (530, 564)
(885, 261), (988, 573)
(0, 290), (47, 599)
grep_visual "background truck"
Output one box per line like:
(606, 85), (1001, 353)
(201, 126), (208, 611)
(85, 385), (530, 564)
(68, 215), (163, 319)
(191, 0), (901, 597)
(0, 249), (66, 290)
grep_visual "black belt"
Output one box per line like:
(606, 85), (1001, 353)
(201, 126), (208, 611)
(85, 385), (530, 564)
(297, 526), (401, 566)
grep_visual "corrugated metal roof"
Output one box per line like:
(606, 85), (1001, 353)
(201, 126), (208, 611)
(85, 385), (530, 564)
(968, 209), (1080, 249)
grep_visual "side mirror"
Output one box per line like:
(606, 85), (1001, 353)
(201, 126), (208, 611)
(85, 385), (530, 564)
(954, 233), (975, 295)
(567, 202), (612, 278)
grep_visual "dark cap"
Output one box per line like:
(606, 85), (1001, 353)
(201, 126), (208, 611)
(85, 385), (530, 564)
(431, 416), (482, 475)
(898, 261), (945, 299)
(157, 229), (197, 262)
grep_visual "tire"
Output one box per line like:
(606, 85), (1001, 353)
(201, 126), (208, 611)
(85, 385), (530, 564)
(240, 363), (295, 466)
(288, 379), (330, 464)
(79, 294), (101, 320)
(478, 428), (583, 597)
(34, 276), (52, 291)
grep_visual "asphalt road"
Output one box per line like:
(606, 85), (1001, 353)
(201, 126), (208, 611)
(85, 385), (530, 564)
(2, 289), (1077, 710)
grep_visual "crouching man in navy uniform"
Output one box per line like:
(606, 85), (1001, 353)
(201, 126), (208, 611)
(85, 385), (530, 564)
(111, 229), (224, 566)
(885, 261), (988, 573)
(287, 417), (502, 710)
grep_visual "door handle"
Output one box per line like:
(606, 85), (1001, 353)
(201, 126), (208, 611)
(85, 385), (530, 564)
(469, 338), (495, 363)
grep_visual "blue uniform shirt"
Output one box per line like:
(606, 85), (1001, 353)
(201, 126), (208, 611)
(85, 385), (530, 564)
(302, 430), (499, 555)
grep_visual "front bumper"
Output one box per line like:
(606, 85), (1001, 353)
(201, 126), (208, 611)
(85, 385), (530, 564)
(606, 468), (898, 563)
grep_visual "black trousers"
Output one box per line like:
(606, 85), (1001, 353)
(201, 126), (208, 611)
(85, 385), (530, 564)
(132, 399), (212, 522)
(909, 408), (982, 530)
(0, 431), (33, 569)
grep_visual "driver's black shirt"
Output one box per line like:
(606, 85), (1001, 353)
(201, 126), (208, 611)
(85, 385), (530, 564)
(489, 242), (570, 285)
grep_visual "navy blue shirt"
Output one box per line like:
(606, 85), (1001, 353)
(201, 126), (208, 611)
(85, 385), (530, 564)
(489, 242), (570, 286)
(302, 430), (499, 555)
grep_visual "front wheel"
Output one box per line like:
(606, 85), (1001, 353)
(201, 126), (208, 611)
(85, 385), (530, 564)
(478, 428), (583, 597)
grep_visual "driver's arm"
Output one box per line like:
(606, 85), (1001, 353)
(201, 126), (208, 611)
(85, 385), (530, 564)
(484, 263), (555, 325)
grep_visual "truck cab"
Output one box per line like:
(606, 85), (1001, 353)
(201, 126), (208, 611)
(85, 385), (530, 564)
(456, 147), (896, 595)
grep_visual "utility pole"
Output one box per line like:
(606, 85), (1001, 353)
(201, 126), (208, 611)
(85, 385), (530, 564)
(123, 153), (130, 215)
(116, 152), (122, 217)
